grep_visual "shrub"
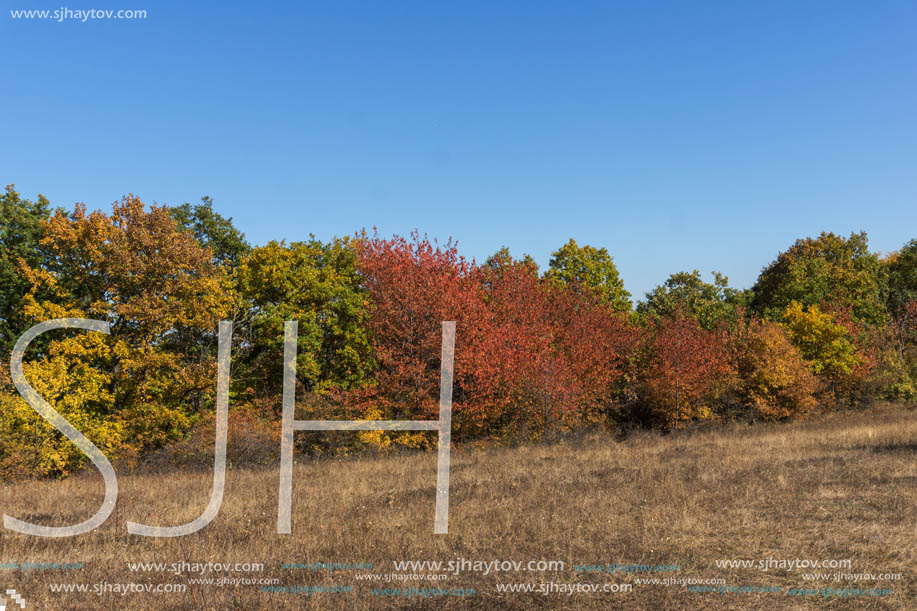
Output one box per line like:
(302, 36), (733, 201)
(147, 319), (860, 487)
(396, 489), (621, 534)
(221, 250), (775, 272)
(733, 320), (818, 420)
(637, 311), (733, 428)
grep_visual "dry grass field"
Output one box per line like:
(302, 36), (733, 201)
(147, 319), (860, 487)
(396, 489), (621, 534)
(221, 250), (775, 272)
(1, 405), (915, 610)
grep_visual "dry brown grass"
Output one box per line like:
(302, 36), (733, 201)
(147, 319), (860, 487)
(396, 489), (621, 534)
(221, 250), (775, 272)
(1, 405), (915, 610)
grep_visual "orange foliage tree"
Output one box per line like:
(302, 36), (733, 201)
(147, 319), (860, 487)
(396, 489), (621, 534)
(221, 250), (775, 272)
(2, 196), (234, 476)
(732, 319), (818, 419)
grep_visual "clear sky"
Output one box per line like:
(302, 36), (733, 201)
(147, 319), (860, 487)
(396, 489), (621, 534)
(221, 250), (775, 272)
(2, 1), (915, 301)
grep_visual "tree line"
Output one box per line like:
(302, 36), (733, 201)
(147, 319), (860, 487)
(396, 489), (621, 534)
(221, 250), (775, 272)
(1, 185), (915, 477)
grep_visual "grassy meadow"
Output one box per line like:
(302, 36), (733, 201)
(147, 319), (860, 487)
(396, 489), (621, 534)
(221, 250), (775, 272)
(1, 405), (914, 610)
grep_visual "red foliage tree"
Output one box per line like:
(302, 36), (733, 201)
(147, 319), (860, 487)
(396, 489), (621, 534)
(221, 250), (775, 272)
(640, 309), (732, 428)
(543, 284), (638, 431)
(479, 254), (637, 438)
(352, 237), (639, 442)
(349, 231), (496, 440)
(478, 255), (555, 437)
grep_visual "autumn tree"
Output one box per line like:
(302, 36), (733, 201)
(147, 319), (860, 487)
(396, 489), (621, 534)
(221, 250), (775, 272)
(544, 284), (638, 433)
(780, 302), (859, 378)
(349, 231), (495, 445)
(545, 238), (631, 312)
(638, 309), (732, 428)
(827, 302), (880, 404)
(778, 300), (878, 407)
(483, 246), (538, 280)
(751, 231), (886, 324)
(479, 253), (557, 439)
(0, 325), (124, 477)
(898, 299), (917, 398)
(2, 196), (234, 475)
(732, 319), (818, 419)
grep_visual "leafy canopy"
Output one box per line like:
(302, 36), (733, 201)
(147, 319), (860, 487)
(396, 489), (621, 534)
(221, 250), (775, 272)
(169, 196), (251, 267)
(638, 270), (747, 329)
(733, 319), (818, 420)
(885, 239), (917, 317)
(751, 231), (885, 324)
(545, 238), (631, 312)
(781, 301), (860, 380)
(4, 196), (233, 474)
(236, 237), (375, 395)
(0, 185), (53, 354)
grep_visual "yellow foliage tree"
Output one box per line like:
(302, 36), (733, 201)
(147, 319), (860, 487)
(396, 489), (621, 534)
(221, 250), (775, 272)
(781, 301), (861, 379)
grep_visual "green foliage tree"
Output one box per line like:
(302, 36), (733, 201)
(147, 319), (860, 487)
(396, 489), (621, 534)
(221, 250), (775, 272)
(169, 197), (251, 267)
(872, 240), (917, 402)
(751, 231), (886, 324)
(235, 237), (375, 396)
(483, 246), (538, 276)
(900, 299), (917, 399)
(638, 270), (748, 329)
(0, 185), (53, 355)
(545, 238), (631, 312)
(885, 239), (917, 316)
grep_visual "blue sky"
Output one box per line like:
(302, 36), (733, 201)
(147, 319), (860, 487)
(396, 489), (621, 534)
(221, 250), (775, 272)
(2, 1), (915, 301)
